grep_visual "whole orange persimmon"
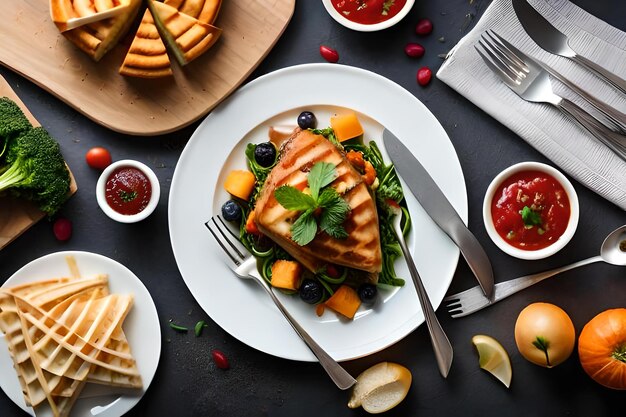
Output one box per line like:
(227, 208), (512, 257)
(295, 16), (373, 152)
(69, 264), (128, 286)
(578, 308), (626, 390)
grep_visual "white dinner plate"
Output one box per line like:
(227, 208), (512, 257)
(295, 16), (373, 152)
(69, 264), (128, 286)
(168, 63), (467, 362)
(0, 251), (161, 417)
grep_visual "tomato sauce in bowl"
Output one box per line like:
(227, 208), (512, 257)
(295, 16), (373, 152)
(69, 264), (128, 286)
(105, 167), (152, 215)
(331, 0), (408, 25)
(96, 160), (160, 223)
(322, 0), (414, 31)
(483, 162), (579, 260)
(491, 170), (570, 250)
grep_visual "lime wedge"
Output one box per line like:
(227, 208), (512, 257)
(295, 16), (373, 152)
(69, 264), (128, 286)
(348, 362), (412, 414)
(472, 334), (512, 388)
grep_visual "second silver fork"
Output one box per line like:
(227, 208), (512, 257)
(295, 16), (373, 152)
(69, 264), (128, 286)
(476, 30), (626, 161)
(206, 215), (356, 390)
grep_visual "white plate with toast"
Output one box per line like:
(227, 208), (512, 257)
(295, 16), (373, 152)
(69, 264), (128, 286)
(169, 63), (467, 362)
(0, 251), (161, 417)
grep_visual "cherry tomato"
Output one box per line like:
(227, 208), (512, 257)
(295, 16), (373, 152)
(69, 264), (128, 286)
(211, 349), (230, 369)
(319, 45), (339, 63)
(53, 218), (72, 241)
(404, 43), (425, 58)
(415, 18), (433, 36)
(86, 147), (112, 170)
(417, 67), (432, 86)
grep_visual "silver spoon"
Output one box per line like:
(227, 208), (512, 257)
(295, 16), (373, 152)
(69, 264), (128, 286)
(444, 225), (626, 318)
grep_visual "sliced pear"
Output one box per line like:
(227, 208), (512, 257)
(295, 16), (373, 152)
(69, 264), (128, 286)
(472, 334), (512, 388)
(348, 362), (412, 414)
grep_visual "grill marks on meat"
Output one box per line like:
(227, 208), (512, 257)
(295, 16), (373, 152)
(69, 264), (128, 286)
(254, 130), (382, 274)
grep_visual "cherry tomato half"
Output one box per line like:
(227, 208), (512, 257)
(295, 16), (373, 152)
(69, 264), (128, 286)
(86, 147), (112, 170)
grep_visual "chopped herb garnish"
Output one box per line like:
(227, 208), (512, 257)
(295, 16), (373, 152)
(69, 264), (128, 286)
(382, 0), (395, 15)
(168, 321), (188, 333)
(274, 162), (350, 246)
(532, 336), (551, 367)
(521, 205), (542, 227)
(118, 190), (137, 202)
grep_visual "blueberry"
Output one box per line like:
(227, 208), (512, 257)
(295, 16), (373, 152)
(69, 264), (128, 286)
(221, 200), (242, 222)
(358, 284), (378, 304)
(254, 142), (277, 168)
(299, 279), (323, 304)
(297, 111), (317, 129)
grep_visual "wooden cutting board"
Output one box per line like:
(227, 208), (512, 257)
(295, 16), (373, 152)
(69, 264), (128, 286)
(0, 0), (295, 136)
(0, 75), (78, 250)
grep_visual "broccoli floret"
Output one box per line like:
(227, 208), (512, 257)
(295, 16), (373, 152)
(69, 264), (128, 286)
(0, 97), (32, 158)
(0, 126), (71, 215)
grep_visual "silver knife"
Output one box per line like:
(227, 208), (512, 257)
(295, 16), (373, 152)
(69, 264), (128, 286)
(383, 129), (495, 300)
(512, 0), (626, 94)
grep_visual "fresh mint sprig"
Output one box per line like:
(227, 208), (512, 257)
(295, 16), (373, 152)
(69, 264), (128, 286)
(274, 162), (350, 246)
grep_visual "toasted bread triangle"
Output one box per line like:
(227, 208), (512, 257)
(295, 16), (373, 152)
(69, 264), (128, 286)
(164, 0), (223, 24)
(63, 0), (142, 62)
(148, 0), (222, 66)
(0, 270), (143, 416)
(120, 8), (173, 78)
(50, 0), (132, 32)
(254, 130), (383, 274)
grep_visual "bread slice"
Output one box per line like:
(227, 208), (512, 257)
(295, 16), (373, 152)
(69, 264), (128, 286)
(50, 0), (132, 32)
(164, 0), (223, 24)
(119, 8), (173, 78)
(148, 0), (222, 67)
(63, 0), (142, 62)
(254, 130), (383, 274)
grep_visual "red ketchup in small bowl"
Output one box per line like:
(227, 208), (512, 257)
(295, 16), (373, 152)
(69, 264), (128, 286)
(331, 0), (408, 25)
(491, 170), (570, 251)
(96, 159), (160, 223)
(105, 166), (152, 215)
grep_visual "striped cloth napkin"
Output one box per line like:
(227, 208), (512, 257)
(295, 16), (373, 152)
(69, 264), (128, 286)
(437, 0), (626, 210)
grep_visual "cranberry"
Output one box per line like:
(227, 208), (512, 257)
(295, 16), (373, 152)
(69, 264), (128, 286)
(319, 45), (339, 63)
(404, 43), (425, 58)
(417, 67), (432, 86)
(211, 349), (230, 369)
(415, 18), (433, 36)
(53, 218), (72, 241)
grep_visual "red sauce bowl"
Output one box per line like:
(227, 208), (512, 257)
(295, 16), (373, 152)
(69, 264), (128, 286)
(483, 162), (579, 260)
(96, 160), (160, 223)
(322, 0), (415, 32)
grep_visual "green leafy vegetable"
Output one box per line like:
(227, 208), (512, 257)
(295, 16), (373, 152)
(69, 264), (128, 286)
(521, 206), (543, 227)
(0, 126), (71, 216)
(274, 162), (350, 246)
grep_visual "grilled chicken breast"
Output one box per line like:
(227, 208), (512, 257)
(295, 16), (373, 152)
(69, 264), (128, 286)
(254, 129), (382, 275)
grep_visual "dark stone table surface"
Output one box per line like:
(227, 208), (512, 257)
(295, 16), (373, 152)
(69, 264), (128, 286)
(1, 1), (624, 416)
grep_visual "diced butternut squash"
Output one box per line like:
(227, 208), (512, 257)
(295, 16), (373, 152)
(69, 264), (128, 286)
(325, 285), (361, 319)
(271, 260), (302, 291)
(330, 112), (364, 142)
(224, 170), (256, 200)
(245, 211), (261, 235)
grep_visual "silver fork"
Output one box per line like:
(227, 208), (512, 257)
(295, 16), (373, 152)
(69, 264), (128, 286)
(205, 215), (356, 390)
(443, 257), (599, 318)
(476, 30), (626, 161)
(488, 31), (626, 135)
(389, 204), (453, 377)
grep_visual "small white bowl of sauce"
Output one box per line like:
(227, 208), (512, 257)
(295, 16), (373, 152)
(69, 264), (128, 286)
(96, 159), (160, 223)
(483, 162), (579, 260)
(322, 0), (415, 32)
